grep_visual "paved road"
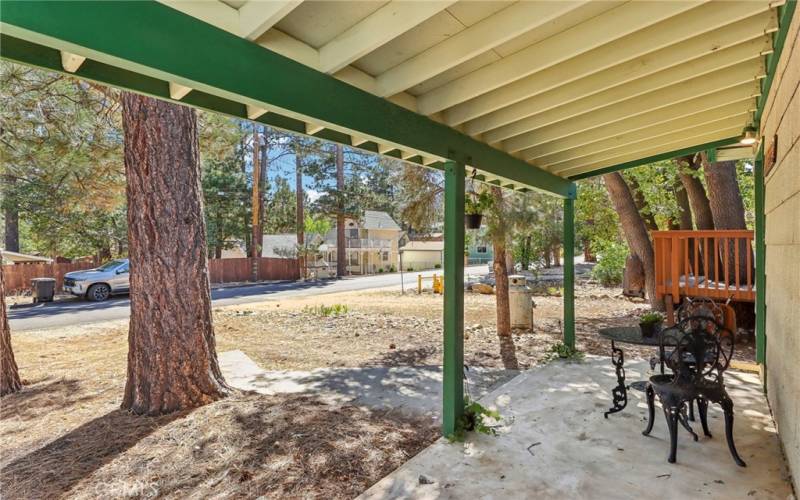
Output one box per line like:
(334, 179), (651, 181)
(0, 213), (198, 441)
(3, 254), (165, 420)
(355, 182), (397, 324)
(8, 266), (488, 331)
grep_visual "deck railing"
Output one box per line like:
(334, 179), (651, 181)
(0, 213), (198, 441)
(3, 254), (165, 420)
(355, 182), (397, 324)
(653, 230), (755, 303)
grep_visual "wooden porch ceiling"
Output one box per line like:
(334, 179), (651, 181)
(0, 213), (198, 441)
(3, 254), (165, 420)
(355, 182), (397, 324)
(1, 0), (793, 189)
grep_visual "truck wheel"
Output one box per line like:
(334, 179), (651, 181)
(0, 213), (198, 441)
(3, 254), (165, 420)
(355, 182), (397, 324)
(87, 284), (111, 302)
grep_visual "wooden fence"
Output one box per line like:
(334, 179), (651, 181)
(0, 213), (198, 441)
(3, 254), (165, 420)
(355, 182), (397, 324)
(3, 257), (300, 294)
(2, 261), (98, 293)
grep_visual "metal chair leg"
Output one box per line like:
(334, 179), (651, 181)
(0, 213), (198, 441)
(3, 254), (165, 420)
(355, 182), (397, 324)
(643, 384), (655, 436)
(665, 406), (679, 464)
(688, 398), (695, 421)
(722, 398), (746, 467)
(697, 398), (712, 438)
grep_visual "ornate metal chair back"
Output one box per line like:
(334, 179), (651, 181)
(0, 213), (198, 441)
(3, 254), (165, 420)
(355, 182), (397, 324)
(659, 316), (733, 386)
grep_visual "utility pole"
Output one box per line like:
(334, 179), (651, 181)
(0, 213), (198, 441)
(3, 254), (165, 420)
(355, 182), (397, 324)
(335, 144), (346, 277)
(251, 124), (261, 281)
(295, 146), (305, 278)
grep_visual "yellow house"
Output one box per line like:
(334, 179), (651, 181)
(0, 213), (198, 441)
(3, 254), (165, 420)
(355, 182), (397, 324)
(323, 210), (401, 275)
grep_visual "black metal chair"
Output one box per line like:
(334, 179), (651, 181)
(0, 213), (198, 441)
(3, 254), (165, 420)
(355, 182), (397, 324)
(642, 315), (745, 466)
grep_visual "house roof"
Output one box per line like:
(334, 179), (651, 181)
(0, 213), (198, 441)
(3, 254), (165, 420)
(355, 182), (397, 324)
(362, 210), (401, 231)
(400, 241), (443, 252)
(0, 250), (53, 264)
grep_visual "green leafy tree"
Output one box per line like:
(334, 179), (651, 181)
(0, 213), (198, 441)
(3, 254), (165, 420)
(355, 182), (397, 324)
(201, 155), (249, 258)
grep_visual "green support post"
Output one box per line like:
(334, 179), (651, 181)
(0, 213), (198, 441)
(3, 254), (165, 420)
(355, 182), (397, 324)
(563, 197), (576, 350)
(442, 159), (465, 437)
(755, 148), (766, 366)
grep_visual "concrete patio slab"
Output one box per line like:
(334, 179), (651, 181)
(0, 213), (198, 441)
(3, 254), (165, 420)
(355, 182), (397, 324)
(361, 356), (792, 500)
(218, 350), (517, 417)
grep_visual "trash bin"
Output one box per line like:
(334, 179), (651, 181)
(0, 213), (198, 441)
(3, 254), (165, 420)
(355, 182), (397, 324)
(509, 275), (535, 330)
(31, 277), (56, 303)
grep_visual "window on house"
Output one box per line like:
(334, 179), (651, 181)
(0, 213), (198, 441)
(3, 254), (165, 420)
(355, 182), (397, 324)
(382, 250), (389, 262)
(349, 253), (359, 265)
(476, 246), (487, 254)
(348, 228), (359, 239)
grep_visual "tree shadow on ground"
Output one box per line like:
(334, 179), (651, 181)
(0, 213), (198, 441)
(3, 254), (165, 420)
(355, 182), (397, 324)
(0, 377), (94, 424)
(368, 345), (438, 366)
(135, 394), (437, 499)
(0, 409), (183, 499)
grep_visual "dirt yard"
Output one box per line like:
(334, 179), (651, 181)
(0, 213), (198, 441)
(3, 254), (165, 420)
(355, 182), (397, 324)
(0, 283), (756, 498)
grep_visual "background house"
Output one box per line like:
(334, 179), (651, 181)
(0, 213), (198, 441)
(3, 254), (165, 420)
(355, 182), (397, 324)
(323, 210), (401, 275)
(466, 231), (493, 265)
(399, 240), (443, 271)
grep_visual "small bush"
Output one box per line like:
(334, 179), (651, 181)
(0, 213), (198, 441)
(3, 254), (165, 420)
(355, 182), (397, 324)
(447, 396), (501, 442)
(378, 268), (384, 273)
(546, 286), (563, 297)
(389, 265), (396, 272)
(591, 242), (628, 286)
(434, 263), (441, 269)
(303, 304), (349, 317)
(407, 267), (413, 272)
(640, 311), (664, 324)
(545, 342), (584, 362)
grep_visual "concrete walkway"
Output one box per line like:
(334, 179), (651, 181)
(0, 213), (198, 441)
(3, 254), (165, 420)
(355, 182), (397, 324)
(360, 356), (791, 500)
(218, 350), (517, 417)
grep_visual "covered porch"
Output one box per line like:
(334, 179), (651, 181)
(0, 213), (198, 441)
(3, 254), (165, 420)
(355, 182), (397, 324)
(1, 0), (796, 494)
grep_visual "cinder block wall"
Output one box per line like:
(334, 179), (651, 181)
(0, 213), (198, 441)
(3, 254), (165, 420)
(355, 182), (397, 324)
(760, 9), (800, 492)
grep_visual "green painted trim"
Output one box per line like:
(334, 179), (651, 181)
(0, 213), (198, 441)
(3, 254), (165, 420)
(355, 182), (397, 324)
(568, 137), (741, 180)
(0, 1), (573, 198)
(754, 145), (767, 366)
(755, 0), (797, 124)
(442, 160), (465, 437)
(563, 197), (576, 349)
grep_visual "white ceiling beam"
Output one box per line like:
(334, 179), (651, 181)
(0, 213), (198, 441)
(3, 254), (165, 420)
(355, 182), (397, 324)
(374, 1), (589, 97)
(401, 150), (418, 160)
(157, 0), (240, 35)
(238, 0), (303, 40)
(519, 86), (758, 161)
(246, 105), (268, 120)
(463, 11), (775, 135)
(306, 123), (324, 135)
(351, 136), (369, 147)
(417, 1), (704, 116)
(169, 82), (193, 100)
(484, 41), (769, 145)
(378, 144), (397, 155)
(716, 146), (755, 161)
(319, 0), (458, 75)
(552, 127), (743, 178)
(60, 51), (86, 73)
(542, 114), (749, 171)
(532, 101), (752, 166)
(503, 61), (764, 153)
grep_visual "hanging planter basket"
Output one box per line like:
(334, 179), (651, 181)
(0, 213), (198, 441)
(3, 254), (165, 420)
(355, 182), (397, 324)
(465, 213), (483, 229)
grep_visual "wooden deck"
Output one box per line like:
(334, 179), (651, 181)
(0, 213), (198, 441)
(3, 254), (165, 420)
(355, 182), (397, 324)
(653, 230), (755, 304)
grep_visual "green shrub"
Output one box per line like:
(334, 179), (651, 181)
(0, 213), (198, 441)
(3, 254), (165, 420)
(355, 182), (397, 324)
(389, 265), (396, 272)
(434, 263), (441, 269)
(545, 342), (584, 362)
(303, 304), (349, 317)
(407, 267), (413, 272)
(591, 242), (628, 286)
(447, 396), (501, 442)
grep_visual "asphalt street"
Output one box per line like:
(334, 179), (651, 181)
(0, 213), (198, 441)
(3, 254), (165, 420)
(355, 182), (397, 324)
(8, 265), (488, 331)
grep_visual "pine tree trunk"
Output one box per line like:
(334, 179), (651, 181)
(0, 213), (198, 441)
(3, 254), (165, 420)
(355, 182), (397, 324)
(676, 155), (714, 230)
(250, 125), (262, 280)
(703, 158), (751, 284)
(335, 145), (346, 277)
(629, 178), (658, 230)
(4, 205), (19, 253)
(604, 173), (662, 310)
(120, 92), (229, 415)
(0, 264), (22, 396)
(489, 187), (518, 369)
(675, 180), (693, 230)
